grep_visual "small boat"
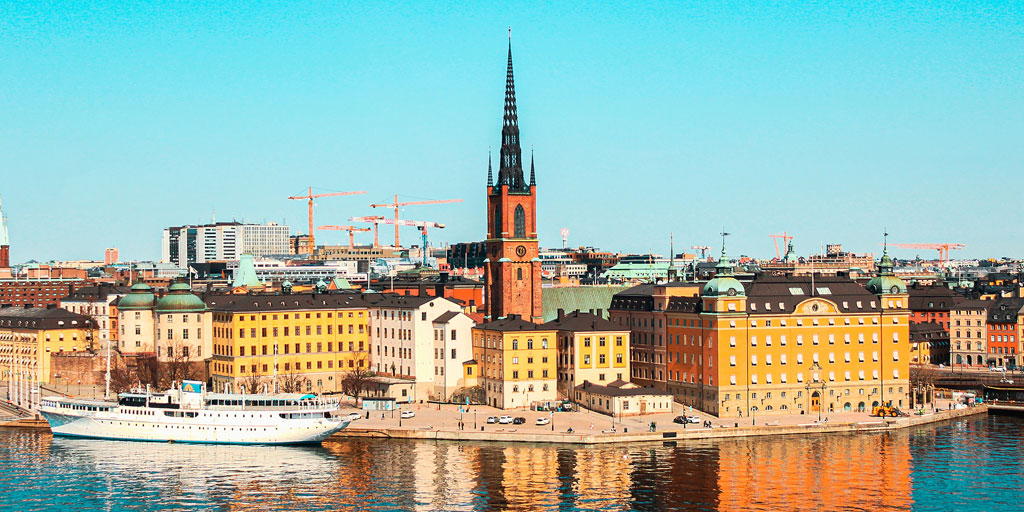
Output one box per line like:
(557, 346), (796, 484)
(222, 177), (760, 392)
(39, 380), (349, 445)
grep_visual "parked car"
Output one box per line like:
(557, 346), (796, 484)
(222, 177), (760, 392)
(686, 415), (701, 424)
(498, 415), (514, 424)
(673, 416), (687, 424)
(990, 366), (1007, 372)
(536, 417), (551, 426)
(487, 416), (499, 424)
(400, 410), (415, 419)
(512, 417), (526, 425)
(343, 412), (362, 421)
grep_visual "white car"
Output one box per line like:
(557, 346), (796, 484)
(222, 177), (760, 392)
(401, 410), (415, 419)
(343, 412), (361, 421)
(498, 415), (514, 424)
(686, 415), (701, 424)
(536, 417), (551, 426)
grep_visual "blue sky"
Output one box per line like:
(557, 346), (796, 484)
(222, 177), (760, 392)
(1, 1), (1022, 263)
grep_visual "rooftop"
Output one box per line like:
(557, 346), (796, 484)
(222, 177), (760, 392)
(0, 305), (94, 330)
(543, 310), (624, 332)
(476, 314), (553, 332)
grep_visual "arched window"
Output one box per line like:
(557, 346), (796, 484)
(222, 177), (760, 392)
(517, 268), (523, 280)
(514, 205), (526, 238)
(494, 208), (502, 238)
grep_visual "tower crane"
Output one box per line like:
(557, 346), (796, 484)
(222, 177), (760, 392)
(316, 225), (371, 249)
(348, 215), (386, 248)
(369, 195), (462, 247)
(287, 187), (366, 254)
(691, 246), (711, 259)
(355, 217), (445, 265)
(888, 242), (965, 268)
(769, 232), (794, 259)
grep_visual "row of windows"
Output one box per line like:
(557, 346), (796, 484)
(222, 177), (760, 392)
(227, 324), (365, 339)
(215, 341), (366, 356)
(726, 369), (901, 386)
(213, 358), (365, 374)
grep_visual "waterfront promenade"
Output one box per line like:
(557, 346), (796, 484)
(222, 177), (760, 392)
(329, 401), (987, 445)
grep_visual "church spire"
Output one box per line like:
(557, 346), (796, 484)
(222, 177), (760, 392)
(487, 149), (493, 186)
(529, 148), (535, 187)
(497, 32), (527, 192)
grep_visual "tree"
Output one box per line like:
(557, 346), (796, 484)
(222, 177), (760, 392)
(909, 364), (936, 409)
(241, 358), (264, 394)
(279, 360), (308, 393)
(158, 341), (201, 389)
(109, 354), (159, 393)
(340, 369), (374, 399)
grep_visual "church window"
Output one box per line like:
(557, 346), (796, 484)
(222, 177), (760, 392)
(517, 268), (523, 280)
(514, 205), (526, 238)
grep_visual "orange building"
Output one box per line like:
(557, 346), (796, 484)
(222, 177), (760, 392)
(611, 246), (911, 418)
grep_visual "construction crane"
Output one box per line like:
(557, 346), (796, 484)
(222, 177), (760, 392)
(348, 215), (387, 248)
(287, 187), (367, 254)
(358, 217), (445, 265)
(888, 243), (965, 268)
(316, 225), (371, 249)
(769, 232), (794, 259)
(369, 194), (462, 247)
(691, 246), (711, 259)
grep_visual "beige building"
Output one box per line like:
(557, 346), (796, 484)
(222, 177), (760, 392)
(545, 309), (630, 400)
(573, 380), (673, 417)
(950, 300), (991, 368)
(472, 315), (557, 409)
(117, 282), (212, 364)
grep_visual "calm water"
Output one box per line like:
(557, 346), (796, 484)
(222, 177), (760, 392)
(1, 415), (1022, 511)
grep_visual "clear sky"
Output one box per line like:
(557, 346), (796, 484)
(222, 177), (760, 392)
(2, 1), (1022, 263)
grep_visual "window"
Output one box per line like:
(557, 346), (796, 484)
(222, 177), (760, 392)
(514, 205), (526, 238)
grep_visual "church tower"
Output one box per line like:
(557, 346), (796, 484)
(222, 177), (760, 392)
(484, 38), (542, 322)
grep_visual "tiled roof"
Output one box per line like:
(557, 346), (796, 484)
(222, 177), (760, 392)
(987, 298), (1024, 323)
(744, 275), (882, 314)
(475, 314), (553, 332)
(205, 292), (374, 312)
(541, 286), (628, 321)
(433, 311), (460, 324)
(542, 310), (624, 332)
(0, 306), (94, 330)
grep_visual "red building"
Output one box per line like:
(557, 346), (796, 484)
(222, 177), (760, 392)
(0, 279), (92, 308)
(907, 283), (963, 332)
(985, 298), (1024, 368)
(483, 41), (542, 323)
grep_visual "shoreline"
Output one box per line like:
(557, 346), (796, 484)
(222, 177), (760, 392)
(2, 406), (988, 444)
(327, 405), (988, 445)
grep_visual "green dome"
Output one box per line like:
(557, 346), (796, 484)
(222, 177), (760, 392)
(118, 282), (157, 310)
(866, 248), (906, 294)
(866, 274), (907, 295)
(703, 276), (745, 297)
(155, 282), (206, 313)
(702, 245), (745, 297)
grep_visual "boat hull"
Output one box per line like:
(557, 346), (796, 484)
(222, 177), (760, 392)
(40, 410), (349, 445)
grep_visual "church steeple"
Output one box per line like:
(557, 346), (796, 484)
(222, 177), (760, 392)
(497, 34), (527, 192)
(487, 149), (493, 187)
(529, 149), (535, 187)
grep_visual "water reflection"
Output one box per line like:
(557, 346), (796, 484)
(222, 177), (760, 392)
(1, 419), (1020, 511)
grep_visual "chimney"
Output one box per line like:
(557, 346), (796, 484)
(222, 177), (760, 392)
(596, 309), (603, 317)
(557, 308), (565, 321)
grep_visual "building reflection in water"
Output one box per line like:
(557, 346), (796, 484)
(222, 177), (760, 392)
(2, 428), (915, 511)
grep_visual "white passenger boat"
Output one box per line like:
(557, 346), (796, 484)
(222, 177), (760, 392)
(38, 380), (349, 445)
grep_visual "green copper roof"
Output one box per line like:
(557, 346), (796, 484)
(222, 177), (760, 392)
(118, 282), (157, 310)
(703, 242), (745, 297)
(155, 282), (206, 312)
(866, 245), (906, 294)
(232, 254), (261, 288)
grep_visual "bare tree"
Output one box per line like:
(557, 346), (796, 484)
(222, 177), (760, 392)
(240, 358), (265, 394)
(279, 360), (307, 393)
(340, 369), (374, 399)
(158, 341), (200, 389)
(909, 364), (936, 409)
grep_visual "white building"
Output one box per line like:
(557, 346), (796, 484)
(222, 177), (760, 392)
(368, 295), (474, 401)
(161, 222), (290, 269)
(59, 285), (129, 349)
(226, 259), (365, 285)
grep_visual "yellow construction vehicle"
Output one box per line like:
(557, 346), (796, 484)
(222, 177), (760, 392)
(871, 401), (902, 418)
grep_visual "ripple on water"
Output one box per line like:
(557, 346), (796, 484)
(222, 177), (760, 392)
(2, 417), (1023, 511)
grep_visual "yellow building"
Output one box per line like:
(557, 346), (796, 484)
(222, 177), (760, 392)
(472, 314), (557, 409)
(207, 292), (371, 394)
(545, 309), (630, 399)
(613, 246), (911, 419)
(0, 305), (96, 385)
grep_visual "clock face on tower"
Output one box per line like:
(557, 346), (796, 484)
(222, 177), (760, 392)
(515, 245), (527, 258)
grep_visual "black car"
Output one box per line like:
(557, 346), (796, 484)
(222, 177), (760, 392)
(512, 417), (526, 425)
(673, 415), (687, 424)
